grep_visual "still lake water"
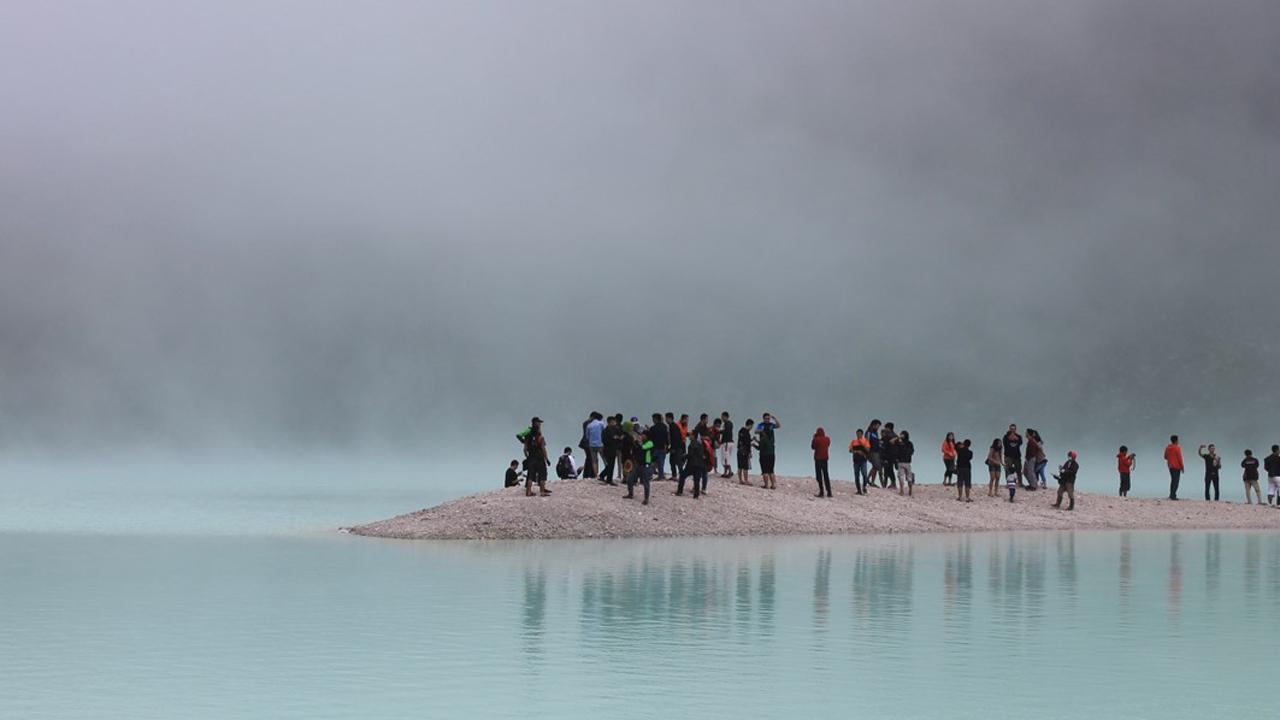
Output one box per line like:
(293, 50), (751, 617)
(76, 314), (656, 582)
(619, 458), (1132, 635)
(2, 457), (1278, 719)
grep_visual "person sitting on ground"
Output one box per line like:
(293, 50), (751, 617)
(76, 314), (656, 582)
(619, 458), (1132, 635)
(1052, 451), (1080, 511)
(1265, 446), (1280, 507)
(556, 447), (582, 480)
(1117, 446), (1135, 497)
(504, 460), (523, 488)
(1241, 449), (1262, 505)
(1198, 443), (1222, 501)
(955, 439), (974, 502)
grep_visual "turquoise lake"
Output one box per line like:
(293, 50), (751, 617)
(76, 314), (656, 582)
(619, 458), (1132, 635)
(2, 457), (1278, 719)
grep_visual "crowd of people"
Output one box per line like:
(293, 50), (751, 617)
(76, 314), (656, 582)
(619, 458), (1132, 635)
(506, 415), (1280, 510)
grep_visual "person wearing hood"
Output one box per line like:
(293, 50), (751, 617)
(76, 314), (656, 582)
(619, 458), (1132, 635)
(812, 427), (832, 498)
(1052, 450), (1080, 511)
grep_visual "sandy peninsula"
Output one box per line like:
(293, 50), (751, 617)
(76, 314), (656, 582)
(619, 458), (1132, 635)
(348, 474), (1280, 540)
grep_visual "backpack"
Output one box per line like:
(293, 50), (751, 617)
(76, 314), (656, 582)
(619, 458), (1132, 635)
(555, 455), (574, 479)
(516, 426), (532, 444)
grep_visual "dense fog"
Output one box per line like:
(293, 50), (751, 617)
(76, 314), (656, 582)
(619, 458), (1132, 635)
(2, 1), (1278, 465)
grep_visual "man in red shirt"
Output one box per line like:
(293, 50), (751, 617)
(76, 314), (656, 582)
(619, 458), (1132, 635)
(1163, 435), (1184, 500)
(812, 427), (832, 498)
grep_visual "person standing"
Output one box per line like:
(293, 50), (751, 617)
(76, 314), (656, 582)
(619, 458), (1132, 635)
(955, 439), (974, 502)
(719, 412), (736, 478)
(849, 429), (870, 495)
(1051, 451), (1080, 511)
(1024, 429), (1040, 491)
(623, 429), (654, 505)
(756, 413), (781, 490)
(649, 413), (670, 481)
(865, 420), (884, 489)
(1265, 446), (1280, 507)
(941, 432), (957, 486)
(524, 420), (551, 497)
(896, 430), (916, 496)
(666, 412), (686, 479)
(986, 439), (1003, 497)
(1197, 444), (1222, 501)
(812, 427), (832, 498)
(737, 419), (755, 486)
(676, 428), (709, 499)
(1033, 430), (1049, 489)
(584, 412), (605, 479)
(1003, 424), (1025, 490)
(1241, 449), (1263, 505)
(600, 416), (624, 485)
(1117, 446), (1135, 497)
(881, 422), (900, 489)
(1164, 435), (1184, 500)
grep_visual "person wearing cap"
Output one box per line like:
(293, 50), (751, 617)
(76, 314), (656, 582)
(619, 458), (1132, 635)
(1052, 450), (1080, 510)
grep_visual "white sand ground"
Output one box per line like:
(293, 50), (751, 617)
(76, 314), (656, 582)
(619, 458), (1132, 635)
(348, 475), (1280, 540)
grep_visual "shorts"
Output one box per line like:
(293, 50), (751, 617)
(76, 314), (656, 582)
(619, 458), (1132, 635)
(759, 453), (776, 475)
(957, 467), (972, 488)
(737, 451), (751, 470)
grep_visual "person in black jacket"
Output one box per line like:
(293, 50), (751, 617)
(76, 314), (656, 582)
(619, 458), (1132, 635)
(1198, 444), (1222, 501)
(1242, 450), (1262, 504)
(665, 412), (685, 479)
(676, 428), (709, 499)
(1265, 445), (1280, 506)
(1052, 451), (1080, 510)
(649, 413), (670, 480)
(895, 430), (916, 496)
(955, 439), (974, 503)
(881, 423), (899, 489)
(599, 416), (624, 485)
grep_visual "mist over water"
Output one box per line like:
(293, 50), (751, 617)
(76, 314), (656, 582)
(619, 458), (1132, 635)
(2, 0), (1278, 469)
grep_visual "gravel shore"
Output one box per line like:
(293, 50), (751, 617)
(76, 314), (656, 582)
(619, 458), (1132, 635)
(348, 475), (1280, 540)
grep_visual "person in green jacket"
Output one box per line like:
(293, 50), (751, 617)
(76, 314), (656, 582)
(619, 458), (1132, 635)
(625, 429), (655, 505)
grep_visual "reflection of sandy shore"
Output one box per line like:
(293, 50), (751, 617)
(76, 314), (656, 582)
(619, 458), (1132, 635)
(349, 477), (1280, 540)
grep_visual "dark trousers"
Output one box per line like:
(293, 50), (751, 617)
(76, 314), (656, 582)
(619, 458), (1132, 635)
(815, 459), (831, 496)
(1169, 468), (1181, 499)
(653, 450), (667, 479)
(1204, 474), (1219, 501)
(1054, 481), (1075, 509)
(677, 467), (706, 497)
(669, 449), (683, 478)
(853, 459), (868, 493)
(626, 463), (651, 501)
(944, 458), (955, 483)
(1119, 472), (1131, 496)
(601, 450), (618, 482)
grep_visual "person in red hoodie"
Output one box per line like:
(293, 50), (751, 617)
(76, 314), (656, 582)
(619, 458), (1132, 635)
(1164, 435), (1184, 500)
(812, 427), (833, 498)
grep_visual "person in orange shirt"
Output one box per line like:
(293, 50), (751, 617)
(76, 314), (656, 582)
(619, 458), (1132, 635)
(1164, 435), (1184, 500)
(1116, 445), (1136, 497)
(941, 432), (958, 486)
(848, 429), (871, 495)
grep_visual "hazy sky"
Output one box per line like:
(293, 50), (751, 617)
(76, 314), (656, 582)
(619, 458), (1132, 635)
(2, 0), (1277, 459)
